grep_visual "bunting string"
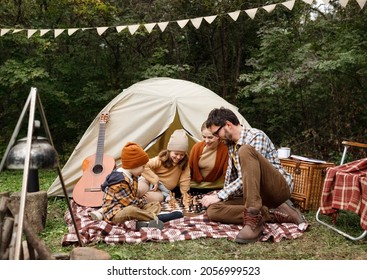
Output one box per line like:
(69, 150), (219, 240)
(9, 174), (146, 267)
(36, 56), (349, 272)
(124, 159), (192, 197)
(0, 0), (365, 39)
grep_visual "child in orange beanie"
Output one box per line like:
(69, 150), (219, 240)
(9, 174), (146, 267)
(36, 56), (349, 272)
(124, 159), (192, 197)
(99, 142), (163, 229)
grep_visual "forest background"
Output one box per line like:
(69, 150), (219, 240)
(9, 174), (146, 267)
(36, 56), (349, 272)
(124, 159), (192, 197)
(0, 0), (366, 165)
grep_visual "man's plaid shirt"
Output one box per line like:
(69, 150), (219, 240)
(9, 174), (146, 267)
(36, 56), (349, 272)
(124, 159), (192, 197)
(217, 127), (294, 201)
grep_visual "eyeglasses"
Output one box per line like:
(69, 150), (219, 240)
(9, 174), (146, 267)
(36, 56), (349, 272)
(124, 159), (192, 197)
(212, 124), (225, 137)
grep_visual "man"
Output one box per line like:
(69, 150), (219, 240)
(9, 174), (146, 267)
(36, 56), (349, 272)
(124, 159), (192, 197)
(202, 107), (305, 244)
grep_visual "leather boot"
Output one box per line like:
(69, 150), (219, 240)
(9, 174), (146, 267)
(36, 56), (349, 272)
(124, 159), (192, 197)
(269, 200), (305, 225)
(235, 207), (264, 244)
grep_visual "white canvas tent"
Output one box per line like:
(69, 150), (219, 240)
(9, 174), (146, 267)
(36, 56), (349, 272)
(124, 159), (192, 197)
(48, 77), (251, 197)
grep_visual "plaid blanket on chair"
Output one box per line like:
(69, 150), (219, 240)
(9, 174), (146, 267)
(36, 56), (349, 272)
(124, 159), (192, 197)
(319, 158), (367, 230)
(62, 200), (308, 245)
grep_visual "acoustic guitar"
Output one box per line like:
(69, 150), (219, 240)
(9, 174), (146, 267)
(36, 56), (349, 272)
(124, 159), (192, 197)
(72, 112), (115, 207)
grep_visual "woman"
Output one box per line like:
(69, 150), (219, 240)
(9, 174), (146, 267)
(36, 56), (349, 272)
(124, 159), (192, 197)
(189, 122), (228, 194)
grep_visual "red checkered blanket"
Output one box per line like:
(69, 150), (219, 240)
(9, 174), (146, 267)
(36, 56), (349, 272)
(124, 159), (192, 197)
(62, 200), (308, 245)
(319, 158), (367, 230)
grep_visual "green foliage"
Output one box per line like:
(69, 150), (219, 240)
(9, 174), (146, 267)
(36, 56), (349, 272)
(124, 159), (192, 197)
(142, 63), (191, 79)
(0, 0), (264, 161)
(236, 5), (367, 160)
(0, 1), (367, 163)
(0, 59), (48, 88)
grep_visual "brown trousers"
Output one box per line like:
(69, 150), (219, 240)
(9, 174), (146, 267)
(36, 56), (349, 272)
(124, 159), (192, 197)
(206, 145), (290, 224)
(112, 201), (161, 224)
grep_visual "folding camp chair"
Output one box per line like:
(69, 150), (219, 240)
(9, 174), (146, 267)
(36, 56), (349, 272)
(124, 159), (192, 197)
(315, 140), (367, 240)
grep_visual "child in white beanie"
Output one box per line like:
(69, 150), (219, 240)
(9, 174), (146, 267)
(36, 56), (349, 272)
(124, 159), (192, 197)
(139, 129), (190, 203)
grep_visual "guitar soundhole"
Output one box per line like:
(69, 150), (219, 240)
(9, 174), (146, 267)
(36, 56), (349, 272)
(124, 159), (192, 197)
(93, 164), (103, 174)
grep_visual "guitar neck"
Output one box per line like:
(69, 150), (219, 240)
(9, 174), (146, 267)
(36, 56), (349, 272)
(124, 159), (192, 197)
(95, 122), (106, 165)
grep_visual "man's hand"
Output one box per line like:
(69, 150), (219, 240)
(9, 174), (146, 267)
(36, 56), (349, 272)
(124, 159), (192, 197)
(202, 193), (221, 207)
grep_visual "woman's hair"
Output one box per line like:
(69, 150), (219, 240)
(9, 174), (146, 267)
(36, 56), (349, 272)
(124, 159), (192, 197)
(158, 149), (189, 170)
(201, 121), (207, 132)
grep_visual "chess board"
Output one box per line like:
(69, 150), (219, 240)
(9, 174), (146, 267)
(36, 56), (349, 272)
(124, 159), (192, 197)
(160, 193), (207, 217)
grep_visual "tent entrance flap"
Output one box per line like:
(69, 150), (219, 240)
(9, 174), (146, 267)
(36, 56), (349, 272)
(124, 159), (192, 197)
(145, 112), (196, 157)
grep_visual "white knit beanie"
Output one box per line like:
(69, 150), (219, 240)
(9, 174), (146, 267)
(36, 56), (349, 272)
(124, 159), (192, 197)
(167, 129), (188, 152)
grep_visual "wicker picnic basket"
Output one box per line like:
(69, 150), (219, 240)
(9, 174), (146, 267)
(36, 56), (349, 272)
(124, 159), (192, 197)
(280, 158), (335, 211)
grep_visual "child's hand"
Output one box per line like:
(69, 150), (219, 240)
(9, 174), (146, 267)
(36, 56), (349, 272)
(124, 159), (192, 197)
(150, 183), (159, 192)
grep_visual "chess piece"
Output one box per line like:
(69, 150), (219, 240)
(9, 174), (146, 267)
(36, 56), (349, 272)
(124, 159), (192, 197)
(169, 192), (176, 209)
(188, 202), (193, 212)
(183, 192), (191, 210)
(193, 196), (197, 207)
(198, 202), (206, 212)
(193, 196), (200, 213)
(179, 197), (184, 208)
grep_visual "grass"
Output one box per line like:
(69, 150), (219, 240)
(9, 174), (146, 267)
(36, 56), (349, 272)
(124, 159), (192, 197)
(1, 169), (367, 260)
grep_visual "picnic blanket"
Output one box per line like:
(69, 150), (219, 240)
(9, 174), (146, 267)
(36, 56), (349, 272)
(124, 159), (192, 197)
(319, 158), (367, 230)
(62, 200), (308, 245)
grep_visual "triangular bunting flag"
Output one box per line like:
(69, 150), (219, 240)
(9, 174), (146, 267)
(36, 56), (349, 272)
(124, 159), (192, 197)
(6, 0), (359, 39)
(245, 8), (258, 19)
(339, 0), (349, 6)
(27, 29), (37, 38)
(301, 0), (314, 4)
(68, 28), (79, 36)
(97, 27), (108, 36)
(263, 4), (277, 13)
(54, 29), (64, 38)
(356, 0), (366, 9)
(0, 29), (10, 36)
(177, 19), (189, 28)
(144, 23), (156, 33)
(128, 24), (140, 35)
(158, 22), (169, 32)
(204, 15), (217, 24)
(116, 26), (127, 33)
(228, 10), (241, 21)
(40, 29), (50, 36)
(190, 17), (203, 29)
(281, 0), (296, 10)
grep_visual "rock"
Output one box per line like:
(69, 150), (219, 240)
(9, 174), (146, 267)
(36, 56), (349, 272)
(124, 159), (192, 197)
(70, 247), (111, 260)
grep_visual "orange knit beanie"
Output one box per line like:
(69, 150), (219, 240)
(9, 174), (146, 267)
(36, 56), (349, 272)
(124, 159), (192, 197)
(121, 142), (149, 169)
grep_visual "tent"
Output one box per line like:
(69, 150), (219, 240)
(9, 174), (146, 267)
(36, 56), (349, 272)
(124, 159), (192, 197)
(48, 77), (251, 197)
